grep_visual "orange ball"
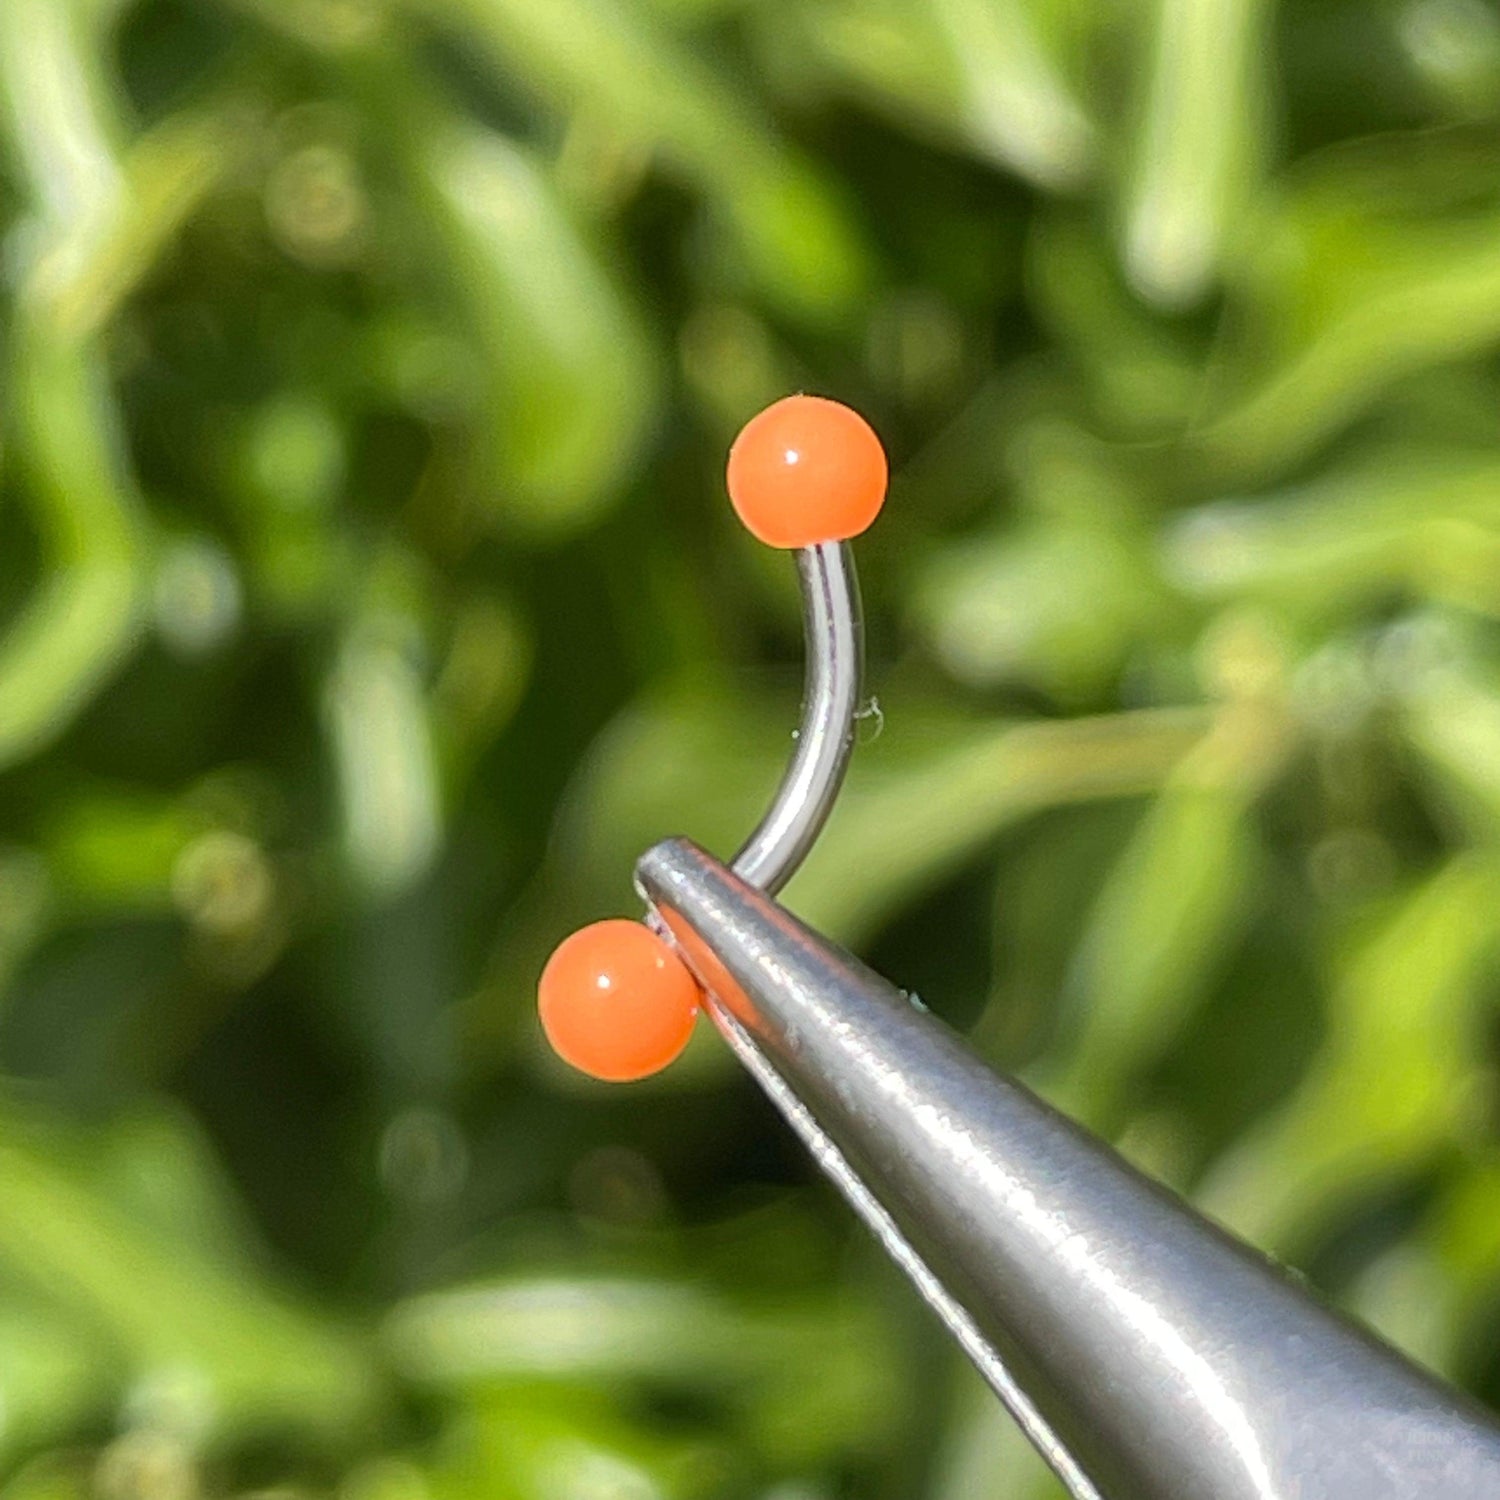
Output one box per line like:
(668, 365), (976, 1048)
(538, 919), (700, 1082)
(726, 395), (888, 549)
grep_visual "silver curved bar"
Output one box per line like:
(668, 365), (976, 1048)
(729, 541), (863, 896)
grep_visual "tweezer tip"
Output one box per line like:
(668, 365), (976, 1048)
(631, 835), (699, 908)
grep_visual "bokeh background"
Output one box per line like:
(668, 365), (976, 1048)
(5, 0), (1500, 1494)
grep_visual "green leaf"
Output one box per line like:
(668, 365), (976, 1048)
(423, 124), (661, 533)
(1121, 0), (1271, 305)
(389, 1272), (900, 1468)
(407, 0), (876, 322)
(0, 1099), (378, 1444)
(795, 0), (1092, 187)
(1198, 857), (1500, 1251)
(1202, 130), (1500, 475)
(1049, 708), (1288, 1124)
(0, 1295), (114, 1463)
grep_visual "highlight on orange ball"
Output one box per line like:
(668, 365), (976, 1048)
(537, 918), (700, 1082)
(726, 395), (888, 549)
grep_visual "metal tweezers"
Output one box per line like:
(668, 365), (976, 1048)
(631, 541), (1500, 1500)
(638, 835), (1500, 1500)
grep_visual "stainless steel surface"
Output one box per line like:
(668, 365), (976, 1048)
(636, 836), (1500, 1500)
(729, 541), (862, 896)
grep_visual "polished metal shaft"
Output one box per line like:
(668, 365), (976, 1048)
(636, 836), (1500, 1500)
(730, 541), (862, 896)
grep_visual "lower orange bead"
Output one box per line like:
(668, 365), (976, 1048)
(538, 919), (700, 1081)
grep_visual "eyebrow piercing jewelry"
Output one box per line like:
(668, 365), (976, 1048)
(536, 395), (888, 1081)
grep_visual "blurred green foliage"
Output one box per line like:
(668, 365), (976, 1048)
(3, 0), (1500, 1494)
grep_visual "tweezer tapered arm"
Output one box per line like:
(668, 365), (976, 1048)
(636, 836), (1500, 1500)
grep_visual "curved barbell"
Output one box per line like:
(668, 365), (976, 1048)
(537, 395), (886, 1080)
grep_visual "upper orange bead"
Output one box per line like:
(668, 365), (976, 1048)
(726, 395), (888, 549)
(537, 919), (700, 1082)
